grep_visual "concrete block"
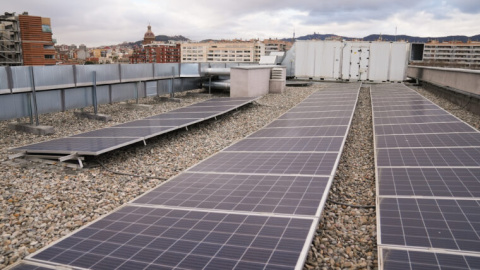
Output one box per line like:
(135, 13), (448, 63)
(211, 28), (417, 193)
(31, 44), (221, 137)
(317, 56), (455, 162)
(158, 97), (182, 103)
(121, 103), (153, 110)
(269, 79), (286, 94)
(74, 112), (112, 122)
(8, 123), (55, 135)
(230, 66), (273, 97)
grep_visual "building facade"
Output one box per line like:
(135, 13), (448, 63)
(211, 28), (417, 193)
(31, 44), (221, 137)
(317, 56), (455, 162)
(263, 39), (292, 56)
(144, 43), (181, 63)
(18, 13), (56, 65)
(421, 41), (480, 69)
(0, 12), (22, 65)
(181, 40), (265, 63)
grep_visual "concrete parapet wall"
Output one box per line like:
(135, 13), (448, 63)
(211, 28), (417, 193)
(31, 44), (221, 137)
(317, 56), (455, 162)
(407, 66), (480, 96)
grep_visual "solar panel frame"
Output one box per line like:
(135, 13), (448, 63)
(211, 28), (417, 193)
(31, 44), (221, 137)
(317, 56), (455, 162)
(266, 118), (351, 128)
(371, 83), (480, 270)
(378, 197), (480, 253)
(10, 97), (259, 157)
(11, 137), (144, 156)
(375, 133), (480, 148)
(376, 147), (480, 167)
(132, 172), (331, 216)
(379, 248), (480, 270)
(373, 122), (477, 136)
(247, 126), (349, 138)
(224, 137), (344, 152)
(187, 152), (340, 176)
(377, 167), (480, 197)
(27, 206), (318, 270)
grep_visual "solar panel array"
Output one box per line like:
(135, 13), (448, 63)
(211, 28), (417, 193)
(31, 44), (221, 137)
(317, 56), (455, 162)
(11, 97), (257, 156)
(371, 84), (480, 269)
(14, 83), (361, 270)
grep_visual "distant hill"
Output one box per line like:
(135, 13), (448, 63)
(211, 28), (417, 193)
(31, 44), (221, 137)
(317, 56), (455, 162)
(291, 33), (480, 43)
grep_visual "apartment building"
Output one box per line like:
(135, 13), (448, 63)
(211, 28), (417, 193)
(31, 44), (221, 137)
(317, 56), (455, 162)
(263, 38), (292, 56)
(181, 40), (265, 63)
(18, 13), (56, 65)
(0, 12), (22, 65)
(422, 40), (480, 69)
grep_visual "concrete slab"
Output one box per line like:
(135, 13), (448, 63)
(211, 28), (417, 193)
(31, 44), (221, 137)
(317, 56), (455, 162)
(8, 123), (55, 135)
(74, 112), (112, 122)
(121, 103), (154, 110)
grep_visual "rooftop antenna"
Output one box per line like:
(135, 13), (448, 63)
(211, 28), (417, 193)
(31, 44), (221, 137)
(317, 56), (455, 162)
(292, 27), (295, 44)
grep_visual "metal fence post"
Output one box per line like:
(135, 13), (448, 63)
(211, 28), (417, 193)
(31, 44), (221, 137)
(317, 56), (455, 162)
(29, 66), (40, 126)
(170, 66), (175, 98)
(92, 71), (98, 115)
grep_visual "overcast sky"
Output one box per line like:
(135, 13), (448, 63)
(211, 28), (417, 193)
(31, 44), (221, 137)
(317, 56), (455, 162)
(4, 0), (480, 47)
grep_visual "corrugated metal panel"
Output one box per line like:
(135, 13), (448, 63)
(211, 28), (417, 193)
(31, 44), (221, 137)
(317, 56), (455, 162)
(33, 66), (75, 91)
(0, 93), (30, 120)
(64, 87), (94, 109)
(121, 64), (154, 82)
(180, 63), (200, 77)
(154, 63), (179, 79)
(145, 81), (157, 96)
(314, 41), (341, 79)
(0, 67), (10, 94)
(389, 43), (409, 81)
(11, 66), (32, 93)
(295, 41), (316, 78)
(368, 43), (390, 81)
(35, 90), (63, 114)
(112, 83), (137, 102)
(76, 65), (121, 86)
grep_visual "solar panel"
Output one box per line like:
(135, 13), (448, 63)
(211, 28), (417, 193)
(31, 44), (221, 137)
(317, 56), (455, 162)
(12, 137), (143, 155)
(21, 85), (360, 270)
(373, 109), (448, 118)
(145, 112), (215, 119)
(380, 248), (480, 270)
(378, 167), (480, 197)
(72, 127), (175, 138)
(133, 173), (330, 216)
(188, 152), (339, 176)
(171, 106), (235, 113)
(376, 148), (480, 167)
(289, 105), (354, 113)
(379, 198), (480, 252)
(11, 97), (258, 157)
(374, 114), (459, 125)
(266, 118), (350, 128)
(248, 126), (349, 138)
(375, 133), (480, 148)
(30, 206), (315, 270)
(372, 83), (480, 270)
(113, 118), (200, 128)
(279, 110), (353, 119)
(372, 104), (441, 112)
(224, 137), (344, 152)
(374, 122), (476, 135)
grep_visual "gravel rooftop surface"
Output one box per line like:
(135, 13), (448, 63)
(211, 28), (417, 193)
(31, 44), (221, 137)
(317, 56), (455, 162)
(1, 83), (479, 270)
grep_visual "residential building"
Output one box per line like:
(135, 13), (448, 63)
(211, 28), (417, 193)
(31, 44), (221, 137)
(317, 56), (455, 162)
(0, 12), (22, 65)
(421, 40), (480, 69)
(130, 24), (182, 64)
(18, 12), (56, 65)
(262, 38), (292, 56)
(181, 40), (265, 63)
(144, 42), (181, 63)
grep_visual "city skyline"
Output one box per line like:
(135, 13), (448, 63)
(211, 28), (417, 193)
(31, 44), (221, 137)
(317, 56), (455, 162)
(3, 0), (480, 47)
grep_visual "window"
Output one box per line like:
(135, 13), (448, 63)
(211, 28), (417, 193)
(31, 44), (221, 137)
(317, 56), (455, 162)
(42, 25), (52, 32)
(45, 55), (55, 59)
